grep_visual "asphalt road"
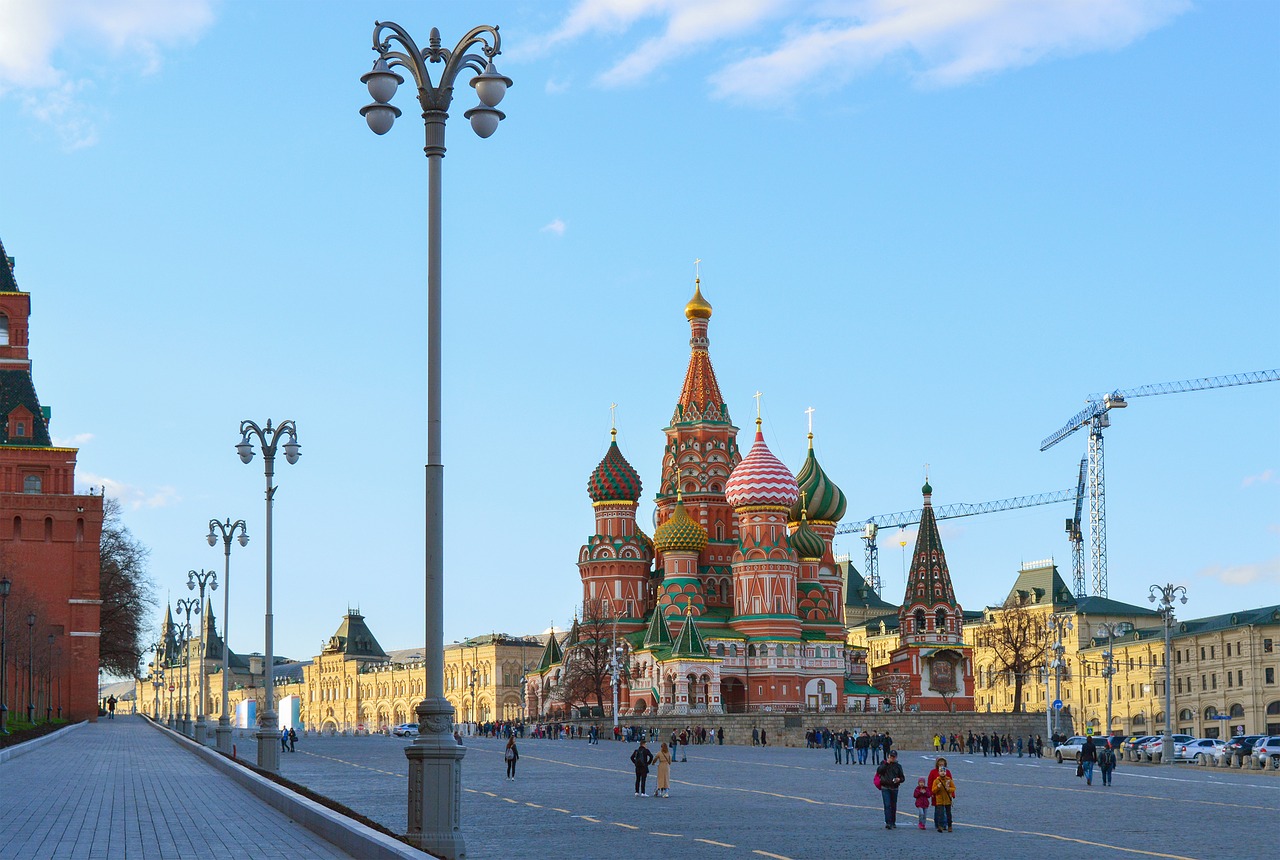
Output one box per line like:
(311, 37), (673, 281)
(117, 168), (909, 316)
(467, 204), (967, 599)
(238, 733), (1273, 859)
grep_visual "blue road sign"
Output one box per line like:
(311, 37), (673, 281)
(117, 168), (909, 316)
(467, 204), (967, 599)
(1052, 699), (1063, 710)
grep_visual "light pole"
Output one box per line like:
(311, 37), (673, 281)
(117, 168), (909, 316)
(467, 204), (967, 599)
(26, 611), (35, 724)
(608, 610), (626, 729)
(208, 518), (248, 754)
(1049, 613), (1073, 738)
(151, 664), (162, 720)
(1149, 583), (1187, 765)
(360, 20), (511, 859)
(236, 419), (300, 774)
(45, 633), (53, 723)
(0, 576), (9, 734)
(175, 598), (200, 736)
(1095, 622), (1126, 746)
(187, 568), (219, 744)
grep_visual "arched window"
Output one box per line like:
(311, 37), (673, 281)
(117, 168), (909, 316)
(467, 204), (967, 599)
(23, 475), (40, 494)
(1267, 700), (1280, 716)
(1229, 703), (1244, 718)
(1204, 705), (1219, 720)
(914, 608), (926, 633)
(1179, 708), (1194, 722)
(747, 644), (756, 658)
(936, 609), (947, 631)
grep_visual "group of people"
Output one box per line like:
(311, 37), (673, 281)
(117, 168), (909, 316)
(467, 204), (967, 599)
(806, 729), (896, 766)
(877, 752), (958, 832)
(278, 727), (298, 752)
(628, 740), (674, 797)
(1075, 735), (1118, 786)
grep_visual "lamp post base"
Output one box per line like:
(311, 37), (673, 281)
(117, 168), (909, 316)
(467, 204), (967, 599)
(216, 716), (232, 754)
(194, 718), (207, 744)
(405, 697), (466, 860)
(258, 709), (280, 773)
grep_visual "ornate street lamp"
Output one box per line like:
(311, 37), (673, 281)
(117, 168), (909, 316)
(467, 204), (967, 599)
(360, 21), (510, 858)
(1095, 622), (1127, 746)
(187, 568), (219, 744)
(26, 611), (36, 724)
(175, 598), (201, 736)
(208, 518), (248, 754)
(1149, 583), (1187, 765)
(0, 576), (10, 734)
(236, 419), (300, 773)
(1048, 613), (1074, 739)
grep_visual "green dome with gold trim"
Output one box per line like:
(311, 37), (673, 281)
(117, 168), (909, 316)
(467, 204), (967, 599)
(789, 513), (826, 560)
(654, 498), (708, 554)
(790, 437), (847, 523)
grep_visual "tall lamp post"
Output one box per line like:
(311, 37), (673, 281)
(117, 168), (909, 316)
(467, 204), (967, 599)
(45, 633), (54, 723)
(0, 576), (10, 734)
(175, 598), (200, 736)
(360, 20), (511, 859)
(236, 419), (300, 774)
(187, 568), (219, 744)
(1049, 613), (1074, 739)
(208, 518), (248, 754)
(1095, 622), (1126, 746)
(26, 611), (35, 724)
(1149, 583), (1187, 765)
(608, 610), (626, 729)
(151, 664), (163, 720)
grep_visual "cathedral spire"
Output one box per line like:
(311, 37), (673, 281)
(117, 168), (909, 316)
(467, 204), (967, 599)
(899, 478), (962, 643)
(671, 277), (729, 426)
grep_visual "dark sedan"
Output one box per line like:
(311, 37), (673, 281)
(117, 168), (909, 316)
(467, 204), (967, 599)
(1223, 735), (1263, 757)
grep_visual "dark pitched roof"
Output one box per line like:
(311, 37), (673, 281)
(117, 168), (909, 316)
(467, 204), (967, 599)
(642, 607), (673, 648)
(537, 629), (565, 671)
(669, 610), (708, 658)
(898, 485), (960, 615)
(0, 369), (52, 447)
(1004, 562), (1077, 610)
(841, 560), (897, 611)
(0, 237), (19, 293)
(323, 611), (387, 659)
(1072, 596), (1161, 618)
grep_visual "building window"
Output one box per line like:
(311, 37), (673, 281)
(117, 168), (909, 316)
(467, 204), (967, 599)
(1177, 678), (1182, 694)
(1210, 645), (1215, 659)
(1227, 644), (1232, 657)
(1200, 647), (1205, 660)
(1266, 668), (1275, 685)
(1211, 674), (1217, 690)
(1264, 639), (1273, 653)
(1237, 670), (1243, 687)
(22, 475), (40, 494)
(1228, 673), (1233, 688)
(0, 313), (8, 345)
(1176, 650), (1181, 664)
(15, 422), (25, 437)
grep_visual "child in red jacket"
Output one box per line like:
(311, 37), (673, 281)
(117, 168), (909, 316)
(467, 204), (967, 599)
(912, 777), (931, 829)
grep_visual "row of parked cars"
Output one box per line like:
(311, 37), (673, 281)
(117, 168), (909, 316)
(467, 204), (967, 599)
(1053, 733), (1280, 767)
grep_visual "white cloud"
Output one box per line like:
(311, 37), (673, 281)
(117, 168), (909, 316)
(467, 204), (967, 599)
(78, 471), (180, 510)
(1197, 556), (1280, 588)
(545, 77), (572, 95)
(1243, 469), (1277, 487)
(52, 431), (95, 447)
(541, 0), (1189, 101)
(541, 218), (568, 236)
(0, 0), (216, 147)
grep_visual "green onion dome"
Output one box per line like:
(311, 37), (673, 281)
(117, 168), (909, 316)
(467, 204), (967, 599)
(790, 435), (847, 523)
(654, 497), (708, 554)
(789, 512), (826, 560)
(587, 429), (643, 503)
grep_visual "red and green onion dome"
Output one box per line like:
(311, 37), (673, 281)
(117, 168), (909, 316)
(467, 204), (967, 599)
(587, 429), (643, 503)
(789, 513), (826, 560)
(725, 423), (799, 509)
(654, 498), (708, 554)
(790, 436), (847, 523)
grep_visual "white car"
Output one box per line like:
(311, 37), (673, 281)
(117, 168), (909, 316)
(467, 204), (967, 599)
(1252, 736), (1280, 769)
(391, 722), (419, 737)
(1179, 738), (1225, 763)
(1054, 736), (1090, 763)
(1139, 734), (1194, 757)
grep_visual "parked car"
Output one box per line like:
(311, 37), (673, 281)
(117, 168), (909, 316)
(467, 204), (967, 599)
(1252, 736), (1280, 769)
(1139, 734), (1194, 757)
(1123, 735), (1158, 754)
(1222, 735), (1263, 758)
(1054, 736), (1089, 763)
(392, 723), (419, 737)
(1179, 738), (1226, 763)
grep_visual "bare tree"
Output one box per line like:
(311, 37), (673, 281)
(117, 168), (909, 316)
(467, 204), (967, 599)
(98, 498), (156, 678)
(558, 601), (628, 715)
(975, 595), (1051, 713)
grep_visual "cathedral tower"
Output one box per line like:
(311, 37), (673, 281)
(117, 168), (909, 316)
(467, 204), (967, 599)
(580, 429), (653, 630)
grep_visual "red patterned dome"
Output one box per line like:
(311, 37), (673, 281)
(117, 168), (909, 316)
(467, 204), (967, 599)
(725, 425), (799, 509)
(587, 430), (642, 503)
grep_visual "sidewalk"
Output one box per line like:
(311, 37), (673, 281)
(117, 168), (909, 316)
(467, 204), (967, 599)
(0, 717), (356, 859)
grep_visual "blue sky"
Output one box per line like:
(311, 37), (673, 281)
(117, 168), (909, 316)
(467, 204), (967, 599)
(0, 0), (1276, 670)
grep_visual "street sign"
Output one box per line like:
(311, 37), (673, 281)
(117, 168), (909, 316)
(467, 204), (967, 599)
(1052, 699), (1063, 711)
(1208, 715), (1231, 720)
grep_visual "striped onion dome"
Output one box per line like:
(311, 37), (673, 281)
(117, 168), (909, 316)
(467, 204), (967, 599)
(789, 512), (826, 560)
(790, 435), (847, 523)
(654, 497), (708, 554)
(725, 424), (799, 509)
(587, 430), (642, 503)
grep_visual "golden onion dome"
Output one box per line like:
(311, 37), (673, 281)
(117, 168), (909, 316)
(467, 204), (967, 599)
(685, 279), (713, 320)
(654, 498), (708, 554)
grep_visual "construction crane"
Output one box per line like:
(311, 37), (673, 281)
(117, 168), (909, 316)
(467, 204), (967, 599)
(1065, 456), (1087, 599)
(837, 487), (1078, 597)
(1041, 368), (1280, 599)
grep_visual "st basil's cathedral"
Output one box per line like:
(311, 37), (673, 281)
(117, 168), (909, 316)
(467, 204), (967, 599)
(526, 278), (972, 717)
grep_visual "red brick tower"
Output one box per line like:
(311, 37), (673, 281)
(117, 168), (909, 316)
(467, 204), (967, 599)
(654, 280), (741, 612)
(0, 239), (103, 722)
(877, 480), (974, 712)
(580, 428), (653, 633)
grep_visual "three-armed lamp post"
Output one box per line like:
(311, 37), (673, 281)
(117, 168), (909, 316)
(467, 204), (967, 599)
(187, 568), (218, 744)
(208, 518), (249, 754)
(237, 419), (300, 773)
(175, 598), (201, 736)
(359, 19), (511, 860)
(1149, 583), (1187, 765)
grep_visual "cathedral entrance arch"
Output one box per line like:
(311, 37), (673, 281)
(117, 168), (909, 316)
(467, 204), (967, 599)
(721, 677), (747, 713)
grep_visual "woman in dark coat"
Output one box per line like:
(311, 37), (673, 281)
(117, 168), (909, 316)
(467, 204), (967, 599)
(504, 736), (519, 780)
(631, 741), (655, 796)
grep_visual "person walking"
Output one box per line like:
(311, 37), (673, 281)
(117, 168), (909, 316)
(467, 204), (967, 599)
(288, 727), (297, 753)
(1079, 735), (1098, 786)
(1098, 742), (1116, 787)
(504, 736), (520, 780)
(856, 730), (869, 765)
(107, 696), (116, 720)
(752, 726), (760, 746)
(912, 778), (931, 830)
(870, 733), (882, 765)
(281, 727), (289, 753)
(876, 750), (905, 829)
(654, 742), (673, 797)
(929, 759), (956, 832)
(631, 740), (655, 797)
(761, 728), (767, 746)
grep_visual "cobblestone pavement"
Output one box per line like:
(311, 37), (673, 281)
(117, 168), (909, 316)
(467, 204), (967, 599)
(241, 733), (1273, 859)
(0, 719), (356, 860)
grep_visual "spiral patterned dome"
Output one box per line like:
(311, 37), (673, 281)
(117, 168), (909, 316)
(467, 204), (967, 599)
(790, 437), (847, 523)
(789, 513), (826, 560)
(587, 430), (642, 503)
(654, 498), (708, 554)
(725, 425), (799, 509)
